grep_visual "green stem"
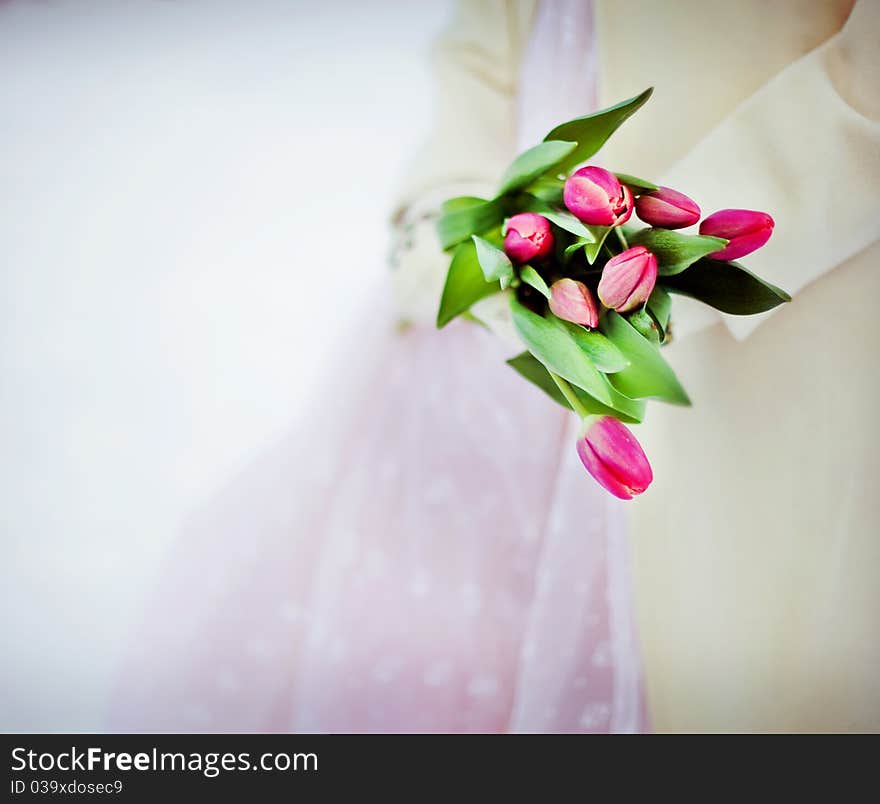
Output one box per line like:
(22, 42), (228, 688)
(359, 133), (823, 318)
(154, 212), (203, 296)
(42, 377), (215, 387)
(548, 371), (589, 419)
(614, 226), (629, 251)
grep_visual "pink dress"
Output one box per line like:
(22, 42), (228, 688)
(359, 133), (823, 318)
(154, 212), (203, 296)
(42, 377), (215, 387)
(109, 0), (648, 733)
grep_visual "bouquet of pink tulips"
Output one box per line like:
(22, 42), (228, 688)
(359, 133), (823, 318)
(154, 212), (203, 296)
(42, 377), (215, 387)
(435, 88), (789, 499)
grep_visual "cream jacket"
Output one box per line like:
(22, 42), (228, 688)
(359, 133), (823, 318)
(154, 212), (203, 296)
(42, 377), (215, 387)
(396, 0), (880, 731)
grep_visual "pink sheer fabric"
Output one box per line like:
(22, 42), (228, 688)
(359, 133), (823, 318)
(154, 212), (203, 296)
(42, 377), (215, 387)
(517, 0), (599, 151)
(109, 0), (648, 733)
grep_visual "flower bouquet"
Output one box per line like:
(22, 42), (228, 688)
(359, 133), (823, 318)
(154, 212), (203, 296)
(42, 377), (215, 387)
(435, 88), (789, 499)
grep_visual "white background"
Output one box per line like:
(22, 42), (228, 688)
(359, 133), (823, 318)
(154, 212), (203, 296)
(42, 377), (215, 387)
(0, 0), (450, 731)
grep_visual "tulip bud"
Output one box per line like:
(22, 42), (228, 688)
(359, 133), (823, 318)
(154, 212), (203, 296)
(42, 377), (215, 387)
(548, 278), (599, 328)
(563, 166), (634, 227)
(597, 246), (658, 313)
(699, 209), (774, 261)
(576, 416), (653, 500)
(504, 213), (554, 264)
(635, 186), (700, 229)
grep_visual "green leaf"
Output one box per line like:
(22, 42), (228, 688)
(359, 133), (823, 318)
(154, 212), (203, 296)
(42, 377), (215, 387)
(519, 265), (550, 298)
(615, 173), (658, 194)
(510, 298), (613, 406)
(563, 238), (589, 262)
(437, 198), (505, 251)
(661, 258), (791, 315)
(600, 311), (691, 405)
(525, 176), (564, 205)
(497, 140), (577, 196)
(584, 226), (612, 264)
(441, 196), (488, 214)
(506, 352), (573, 410)
(436, 239), (499, 328)
(646, 285), (671, 340)
(540, 209), (593, 239)
(507, 352), (645, 423)
(472, 236), (513, 284)
(543, 88), (653, 173)
(630, 227), (728, 276)
(517, 195), (594, 239)
(600, 378), (648, 423)
(551, 317), (629, 373)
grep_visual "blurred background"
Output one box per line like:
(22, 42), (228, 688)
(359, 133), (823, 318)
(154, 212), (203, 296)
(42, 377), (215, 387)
(1, 0), (451, 731)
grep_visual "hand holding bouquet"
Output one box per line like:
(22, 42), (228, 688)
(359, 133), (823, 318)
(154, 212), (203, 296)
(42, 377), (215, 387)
(435, 89), (789, 499)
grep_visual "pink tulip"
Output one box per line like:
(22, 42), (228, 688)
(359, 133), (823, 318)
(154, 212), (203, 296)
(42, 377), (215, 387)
(635, 186), (700, 229)
(597, 246), (657, 313)
(548, 278), (599, 328)
(563, 166), (634, 227)
(699, 209), (774, 261)
(504, 213), (554, 264)
(576, 416), (653, 500)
